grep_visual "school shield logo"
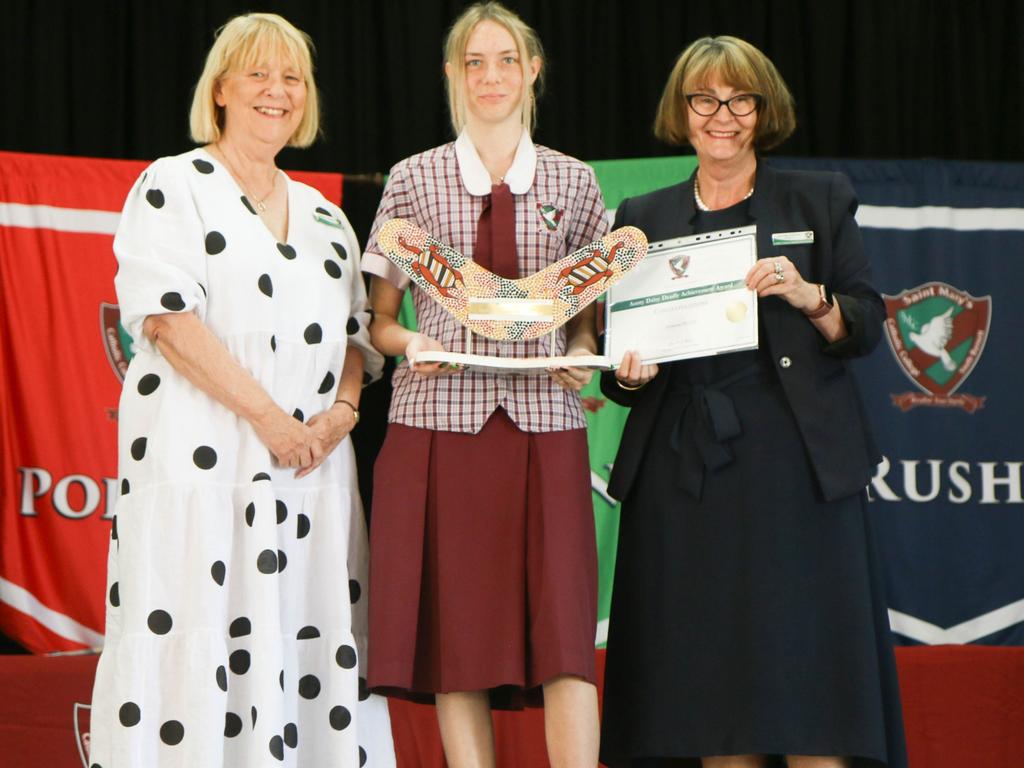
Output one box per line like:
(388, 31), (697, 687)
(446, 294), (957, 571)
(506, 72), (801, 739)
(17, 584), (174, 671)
(883, 282), (990, 412)
(100, 303), (134, 382)
(73, 702), (91, 767)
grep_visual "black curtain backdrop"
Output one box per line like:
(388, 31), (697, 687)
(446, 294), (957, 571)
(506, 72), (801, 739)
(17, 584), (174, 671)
(3, 0), (1022, 174)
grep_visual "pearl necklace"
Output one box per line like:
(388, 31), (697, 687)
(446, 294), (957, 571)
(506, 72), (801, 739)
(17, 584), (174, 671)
(693, 174), (754, 212)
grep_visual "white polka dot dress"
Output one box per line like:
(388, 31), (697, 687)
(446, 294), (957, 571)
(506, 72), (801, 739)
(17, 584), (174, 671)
(89, 149), (395, 767)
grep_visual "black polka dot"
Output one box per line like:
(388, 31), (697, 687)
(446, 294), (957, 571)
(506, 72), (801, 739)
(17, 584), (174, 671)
(130, 437), (147, 460)
(318, 371), (335, 394)
(276, 500), (288, 524)
(258, 274), (273, 297)
(192, 158), (214, 174)
(251, 706), (258, 727)
(323, 260), (342, 279)
(111, 515), (119, 540)
(159, 720), (184, 746)
(146, 189), (165, 208)
(349, 579), (361, 603)
(257, 549), (278, 574)
(241, 195), (257, 215)
(329, 705), (351, 730)
(297, 514), (310, 539)
(277, 549), (288, 572)
(335, 647), (356, 671)
(119, 701), (140, 727)
(303, 323), (322, 344)
(270, 335), (277, 352)
(205, 231), (226, 254)
(137, 373), (161, 395)
(216, 665), (227, 692)
(253, 472), (271, 482)
(224, 712), (242, 738)
(331, 242), (348, 260)
(359, 676), (370, 701)
(284, 722), (297, 748)
(148, 610), (172, 635)
(269, 735), (284, 761)
(229, 617), (251, 637)
(346, 317), (360, 336)
(315, 206), (332, 216)
(298, 674), (321, 699)
(109, 582), (120, 607)
(245, 502), (256, 527)
(193, 446), (217, 470)
(198, 282), (207, 297)
(279, 669), (284, 690)
(120, 478), (129, 495)
(211, 560), (226, 585)
(229, 649), (250, 675)
(277, 243), (296, 260)
(292, 408), (304, 422)
(160, 292), (185, 311)
(296, 626), (320, 640)
(336, 644), (357, 669)
(360, 746), (367, 766)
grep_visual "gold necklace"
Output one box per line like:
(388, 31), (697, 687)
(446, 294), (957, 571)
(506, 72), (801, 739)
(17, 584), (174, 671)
(212, 145), (278, 213)
(693, 173), (753, 212)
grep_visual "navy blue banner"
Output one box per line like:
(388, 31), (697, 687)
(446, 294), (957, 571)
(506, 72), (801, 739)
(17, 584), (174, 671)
(774, 158), (1024, 645)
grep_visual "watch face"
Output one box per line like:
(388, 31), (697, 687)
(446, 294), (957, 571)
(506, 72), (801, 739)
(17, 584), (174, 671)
(821, 283), (834, 306)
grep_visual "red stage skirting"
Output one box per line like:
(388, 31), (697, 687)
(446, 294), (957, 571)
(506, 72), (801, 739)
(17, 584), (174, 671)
(1, 647), (1021, 767)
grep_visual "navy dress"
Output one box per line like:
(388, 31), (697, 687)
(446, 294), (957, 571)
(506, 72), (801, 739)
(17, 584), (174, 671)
(600, 199), (906, 766)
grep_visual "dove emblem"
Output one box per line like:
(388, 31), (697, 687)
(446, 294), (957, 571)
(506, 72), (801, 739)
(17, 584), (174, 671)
(908, 306), (956, 371)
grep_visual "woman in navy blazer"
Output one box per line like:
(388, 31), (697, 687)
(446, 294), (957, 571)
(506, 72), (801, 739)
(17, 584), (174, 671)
(599, 37), (907, 768)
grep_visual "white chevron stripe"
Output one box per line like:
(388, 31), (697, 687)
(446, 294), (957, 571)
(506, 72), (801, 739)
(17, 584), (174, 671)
(0, 576), (105, 648)
(889, 598), (1024, 644)
(857, 205), (1024, 231)
(0, 202), (120, 234)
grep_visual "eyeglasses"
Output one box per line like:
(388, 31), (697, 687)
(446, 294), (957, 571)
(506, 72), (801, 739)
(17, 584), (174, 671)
(685, 92), (761, 117)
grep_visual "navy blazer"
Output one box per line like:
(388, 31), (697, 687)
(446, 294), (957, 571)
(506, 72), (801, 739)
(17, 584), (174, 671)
(601, 162), (883, 502)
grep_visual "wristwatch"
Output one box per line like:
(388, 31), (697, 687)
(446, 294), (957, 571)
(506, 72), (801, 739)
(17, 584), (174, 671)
(804, 283), (834, 319)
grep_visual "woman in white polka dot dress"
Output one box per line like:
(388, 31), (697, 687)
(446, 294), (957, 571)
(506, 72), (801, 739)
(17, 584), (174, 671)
(88, 13), (395, 767)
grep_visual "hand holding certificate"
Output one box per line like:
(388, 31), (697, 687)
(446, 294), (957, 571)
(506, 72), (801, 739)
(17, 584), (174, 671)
(604, 225), (759, 365)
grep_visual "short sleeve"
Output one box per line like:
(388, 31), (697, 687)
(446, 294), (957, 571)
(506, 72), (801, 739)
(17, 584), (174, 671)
(113, 157), (208, 352)
(361, 161), (415, 290)
(330, 204), (385, 385)
(564, 164), (610, 253)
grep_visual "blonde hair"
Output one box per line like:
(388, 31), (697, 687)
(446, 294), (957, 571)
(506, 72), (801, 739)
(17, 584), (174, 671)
(443, 2), (544, 135)
(189, 13), (320, 148)
(654, 35), (796, 151)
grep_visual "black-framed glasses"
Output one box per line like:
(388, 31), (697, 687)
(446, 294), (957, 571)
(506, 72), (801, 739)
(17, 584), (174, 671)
(685, 92), (762, 117)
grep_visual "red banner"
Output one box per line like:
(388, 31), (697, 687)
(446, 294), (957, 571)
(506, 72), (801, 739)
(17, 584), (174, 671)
(0, 151), (342, 652)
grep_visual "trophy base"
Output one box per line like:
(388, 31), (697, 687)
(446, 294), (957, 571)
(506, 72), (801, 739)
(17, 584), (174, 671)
(411, 350), (611, 375)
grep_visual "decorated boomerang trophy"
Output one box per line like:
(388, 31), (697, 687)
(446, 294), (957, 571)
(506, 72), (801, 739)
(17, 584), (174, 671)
(376, 218), (649, 372)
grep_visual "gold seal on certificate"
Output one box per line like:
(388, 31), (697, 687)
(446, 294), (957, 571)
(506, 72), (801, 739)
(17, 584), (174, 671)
(604, 225), (759, 365)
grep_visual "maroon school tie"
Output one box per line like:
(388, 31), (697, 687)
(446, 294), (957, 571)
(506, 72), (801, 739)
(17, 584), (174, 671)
(473, 182), (519, 279)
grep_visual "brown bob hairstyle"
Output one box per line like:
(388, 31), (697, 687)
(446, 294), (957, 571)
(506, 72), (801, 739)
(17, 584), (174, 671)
(654, 35), (796, 151)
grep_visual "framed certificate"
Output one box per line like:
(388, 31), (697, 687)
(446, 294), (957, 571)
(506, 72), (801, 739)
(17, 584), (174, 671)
(604, 225), (759, 365)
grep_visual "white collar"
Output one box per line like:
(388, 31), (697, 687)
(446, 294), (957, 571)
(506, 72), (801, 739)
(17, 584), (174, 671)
(454, 128), (536, 196)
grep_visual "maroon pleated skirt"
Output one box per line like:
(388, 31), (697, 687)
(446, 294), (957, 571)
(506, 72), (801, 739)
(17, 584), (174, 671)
(367, 408), (597, 709)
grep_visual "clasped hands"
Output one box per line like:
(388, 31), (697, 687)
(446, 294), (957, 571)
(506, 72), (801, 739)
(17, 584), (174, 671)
(253, 402), (357, 478)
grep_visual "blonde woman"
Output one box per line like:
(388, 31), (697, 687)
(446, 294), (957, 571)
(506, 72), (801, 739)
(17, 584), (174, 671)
(362, 3), (606, 767)
(89, 13), (394, 766)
